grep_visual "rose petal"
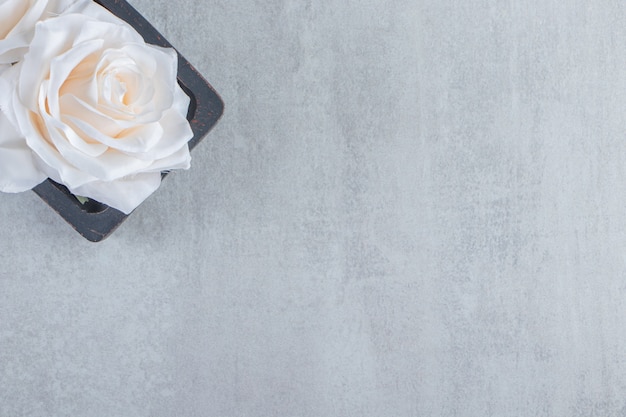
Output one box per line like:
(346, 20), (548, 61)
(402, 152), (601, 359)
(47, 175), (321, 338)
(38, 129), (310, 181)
(0, 110), (47, 192)
(130, 105), (193, 160)
(19, 15), (80, 109)
(143, 144), (191, 173)
(0, 0), (83, 64)
(0, 0), (46, 64)
(66, 114), (163, 154)
(127, 85), (193, 160)
(70, 172), (162, 214)
(0, 0), (32, 39)
(47, 38), (103, 118)
(59, 93), (133, 135)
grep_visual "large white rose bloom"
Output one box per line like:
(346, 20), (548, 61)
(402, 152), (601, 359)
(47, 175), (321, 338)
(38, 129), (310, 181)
(0, 0), (80, 64)
(0, 1), (193, 214)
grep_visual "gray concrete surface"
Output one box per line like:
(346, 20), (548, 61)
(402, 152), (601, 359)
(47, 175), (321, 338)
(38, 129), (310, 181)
(2, 0), (626, 415)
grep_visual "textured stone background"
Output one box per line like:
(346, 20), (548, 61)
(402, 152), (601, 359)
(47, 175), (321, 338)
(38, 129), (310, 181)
(2, 0), (626, 416)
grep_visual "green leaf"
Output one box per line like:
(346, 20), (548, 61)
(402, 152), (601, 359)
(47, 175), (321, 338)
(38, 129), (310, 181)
(75, 195), (90, 205)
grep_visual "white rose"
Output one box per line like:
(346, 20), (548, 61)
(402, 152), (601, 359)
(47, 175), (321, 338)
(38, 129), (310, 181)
(0, 2), (193, 214)
(0, 0), (80, 64)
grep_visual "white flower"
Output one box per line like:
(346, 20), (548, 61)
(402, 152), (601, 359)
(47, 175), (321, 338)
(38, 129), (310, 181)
(0, 1), (193, 214)
(0, 0), (80, 64)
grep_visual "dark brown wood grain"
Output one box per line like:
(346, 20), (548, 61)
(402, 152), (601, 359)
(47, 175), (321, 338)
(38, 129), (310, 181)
(32, 0), (224, 242)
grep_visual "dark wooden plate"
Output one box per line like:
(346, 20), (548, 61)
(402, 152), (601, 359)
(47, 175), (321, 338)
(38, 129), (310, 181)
(31, 0), (224, 242)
